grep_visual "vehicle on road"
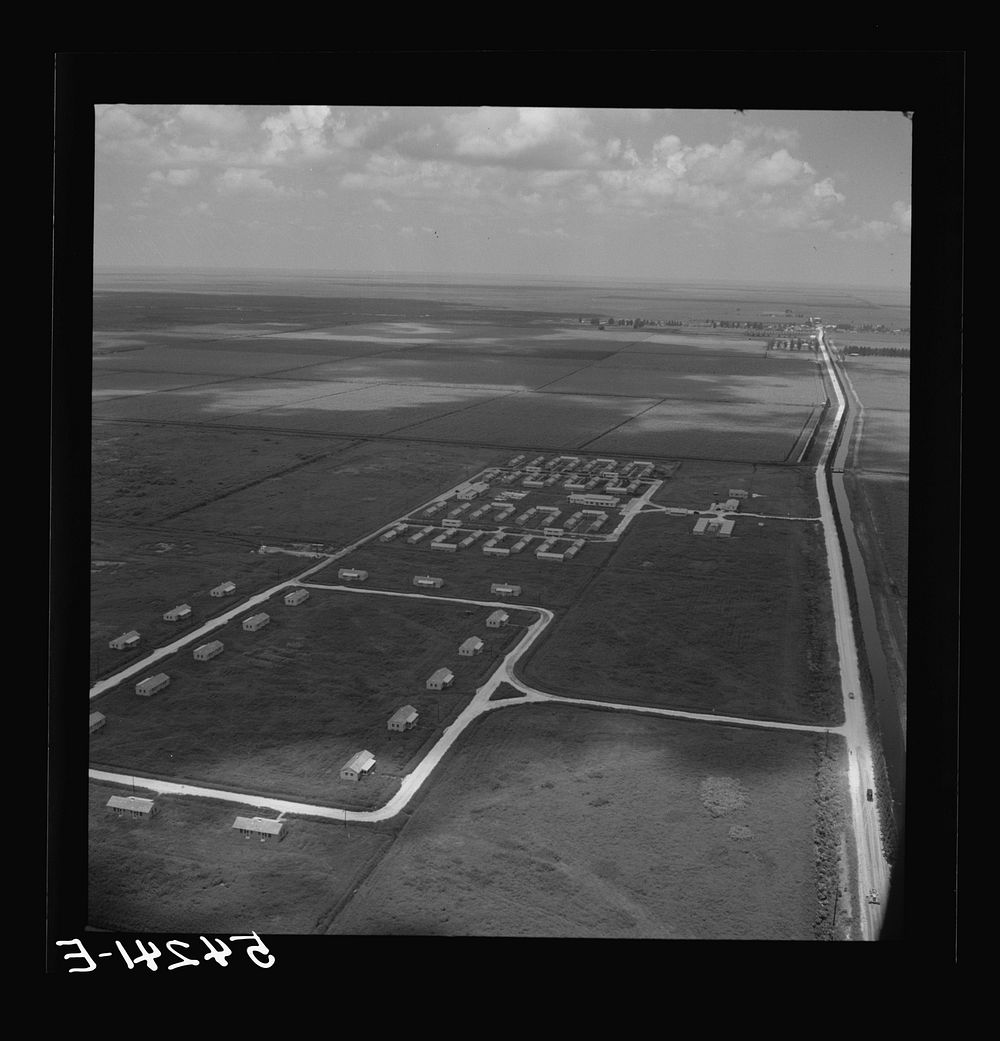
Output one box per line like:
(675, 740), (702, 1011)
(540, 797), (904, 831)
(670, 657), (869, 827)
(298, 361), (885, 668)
(867, 888), (880, 905)
(848, 690), (855, 700)
(866, 788), (873, 802)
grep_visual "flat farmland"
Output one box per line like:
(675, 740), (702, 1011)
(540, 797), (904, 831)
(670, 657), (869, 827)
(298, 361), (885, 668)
(88, 782), (395, 934)
(586, 400), (819, 461)
(328, 531), (617, 609)
(856, 410), (909, 474)
(90, 530), (304, 683)
(841, 355), (910, 411)
(395, 391), (661, 449)
(168, 440), (501, 545)
(92, 344), (334, 379)
(92, 422), (356, 526)
(91, 590), (529, 808)
(524, 514), (841, 725)
(651, 461), (819, 517)
(328, 705), (848, 939)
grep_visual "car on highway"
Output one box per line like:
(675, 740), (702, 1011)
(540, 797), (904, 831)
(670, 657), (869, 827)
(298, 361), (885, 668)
(848, 690), (855, 700)
(866, 788), (873, 802)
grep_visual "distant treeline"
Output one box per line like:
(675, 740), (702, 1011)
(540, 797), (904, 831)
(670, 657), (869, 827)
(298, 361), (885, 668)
(839, 345), (911, 357)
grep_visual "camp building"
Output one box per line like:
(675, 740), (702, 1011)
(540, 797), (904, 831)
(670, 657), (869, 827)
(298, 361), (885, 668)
(284, 588), (310, 606)
(341, 750), (376, 782)
(163, 604), (191, 622)
(486, 609), (509, 628)
(427, 667), (455, 691)
(210, 581), (237, 597)
(388, 705), (419, 732)
(107, 795), (156, 819)
(193, 640), (224, 662)
(491, 583), (521, 597)
(135, 673), (170, 697)
(413, 575), (444, 589)
(459, 636), (484, 656)
(233, 816), (285, 842)
(89, 711), (106, 734)
(242, 612), (270, 632)
(338, 568), (368, 582)
(109, 630), (140, 651)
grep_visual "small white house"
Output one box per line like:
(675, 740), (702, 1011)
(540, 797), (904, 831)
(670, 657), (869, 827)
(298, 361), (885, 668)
(135, 673), (170, 697)
(89, 711), (106, 734)
(426, 667), (455, 691)
(107, 795), (156, 819)
(163, 604), (191, 622)
(388, 705), (419, 732)
(193, 640), (224, 662)
(233, 816), (285, 842)
(486, 610), (508, 628)
(242, 612), (270, 632)
(210, 581), (237, 598)
(459, 636), (484, 656)
(109, 630), (140, 651)
(284, 588), (310, 606)
(341, 750), (376, 782)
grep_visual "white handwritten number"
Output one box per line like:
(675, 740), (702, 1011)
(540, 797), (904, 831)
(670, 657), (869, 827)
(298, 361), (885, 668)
(231, 931), (275, 968)
(56, 938), (96, 973)
(165, 940), (199, 970)
(132, 940), (162, 971)
(200, 936), (233, 967)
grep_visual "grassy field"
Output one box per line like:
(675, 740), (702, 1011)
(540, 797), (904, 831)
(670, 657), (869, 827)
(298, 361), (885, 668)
(524, 514), (842, 725)
(91, 590), (532, 807)
(855, 410), (909, 474)
(327, 704), (852, 939)
(90, 529), (305, 683)
(651, 460), (819, 516)
(87, 781), (396, 934)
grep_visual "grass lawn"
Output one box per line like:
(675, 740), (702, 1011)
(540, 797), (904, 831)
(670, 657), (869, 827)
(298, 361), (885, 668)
(651, 460), (819, 516)
(90, 589), (534, 807)
(327, 704), (852, 939)
(88, 782), (395, 934)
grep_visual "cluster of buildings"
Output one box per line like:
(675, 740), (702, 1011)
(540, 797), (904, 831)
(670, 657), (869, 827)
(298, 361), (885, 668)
(691, 489), (749, 537)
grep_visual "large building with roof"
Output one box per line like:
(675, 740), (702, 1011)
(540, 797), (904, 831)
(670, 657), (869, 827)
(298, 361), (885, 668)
(107, 795), (156, 819)
(413, 575), (444, 588)
(135, 673), (170, 697)
(341, 750), (376, 782)
(459, 636), (484, 656)
(491, 583), (521, 597)
(426, 667), (455, 691)
(233, 816), (285, 842)
(163, 604), (191, 622)
(486, 609), (509, 628)
(210, 581), (237, 597)
(193, 640), (224, 662)
(242, 612), (270, 632)
(284, 588), (310, 606)
(109, 630), (140, 651)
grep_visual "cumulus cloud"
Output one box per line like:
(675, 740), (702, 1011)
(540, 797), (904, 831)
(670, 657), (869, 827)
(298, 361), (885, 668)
(147, 168), (200, 187)
(262, 105), (332, 162)
(215, 167), (294, 196)
(176, 104), (248, 135)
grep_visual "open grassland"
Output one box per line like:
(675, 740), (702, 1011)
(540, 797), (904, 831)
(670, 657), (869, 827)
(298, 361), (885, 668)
(90, 530), (303, 684)
(651, 460), (819, 516)
(92, 422), (358, 526)
(524, 515), (841, 725)
(328, 705), (850, 939)
(91, 591), (530, 808)
(586, 400), (818, 461)
(153, 439), (501, 545)
(87, 782), (396, 934)
(329, 531), (617, 609)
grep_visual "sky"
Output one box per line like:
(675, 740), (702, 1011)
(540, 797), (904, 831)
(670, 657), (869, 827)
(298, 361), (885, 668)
(92, 105), (912, 289)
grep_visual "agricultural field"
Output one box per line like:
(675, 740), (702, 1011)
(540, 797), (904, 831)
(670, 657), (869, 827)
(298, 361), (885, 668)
(91, 590), (532, 808)
(327, 704), (853, 939)
(587, 400), (820, 462)
(87, 782), (396, 934)
(90, 529), (303, 684)
(524, 514), (842, 726)
(840, 355), (910, 413)
(855, 411), (910, 474)
(155, 439), (501, 546)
